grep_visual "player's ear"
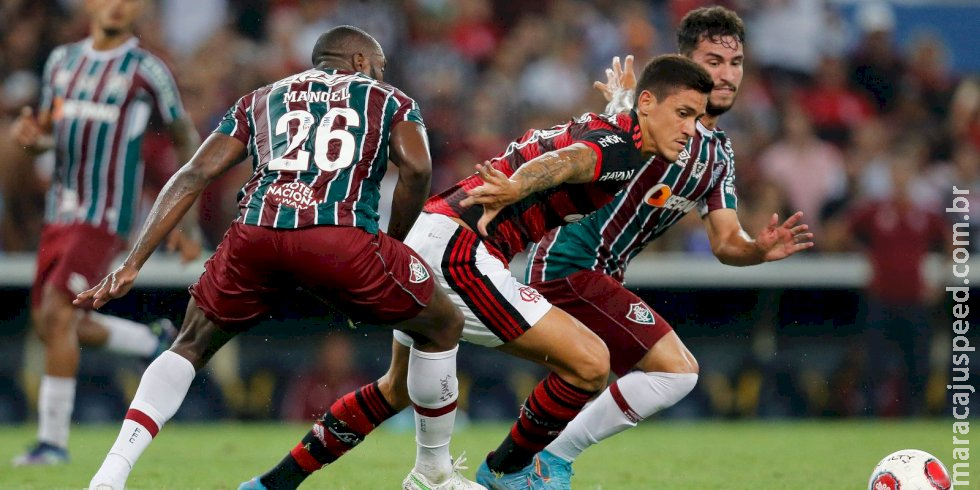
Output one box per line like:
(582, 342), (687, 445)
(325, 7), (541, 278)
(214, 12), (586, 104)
(636, 90), (657, 116)
(352, 52), (367, 73)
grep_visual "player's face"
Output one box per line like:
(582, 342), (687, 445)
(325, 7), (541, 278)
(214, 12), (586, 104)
(688, 35), (744, 117)
(636, 88), (706, 161)
(86, 0), (144, 36)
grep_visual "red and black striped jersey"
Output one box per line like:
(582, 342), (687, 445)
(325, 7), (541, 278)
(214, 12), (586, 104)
(423, 111), (646, 261)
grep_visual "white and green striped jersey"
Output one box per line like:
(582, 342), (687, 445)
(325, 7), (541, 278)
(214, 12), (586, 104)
(41, 37), (185, 236)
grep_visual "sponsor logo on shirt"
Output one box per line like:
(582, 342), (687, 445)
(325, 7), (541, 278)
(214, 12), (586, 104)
(597, 134), (625, 148)
(597, 169), (635, 182)
(267, 181), (318, 210)
(643, 184), (698, 213)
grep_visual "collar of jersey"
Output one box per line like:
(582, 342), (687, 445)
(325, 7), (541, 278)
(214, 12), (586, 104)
(628, 109), (642, 149)
(82, 36), (139, 61)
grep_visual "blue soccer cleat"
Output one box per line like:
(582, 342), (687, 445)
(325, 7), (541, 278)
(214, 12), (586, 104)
(11, 441), (69, 466)
(527, 450), (574, 490)
(476, 458), (534, 490)
(237, 477), (269, 490)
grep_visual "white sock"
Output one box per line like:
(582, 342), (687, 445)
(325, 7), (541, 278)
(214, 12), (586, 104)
(408, 345), (459, 483)
(89, 351), (196, 489)
(90, 312), (159, 357)
(37, 375), (76, 449)
(547, 372), (698, 463)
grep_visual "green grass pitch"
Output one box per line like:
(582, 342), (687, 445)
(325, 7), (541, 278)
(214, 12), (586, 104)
(1, 420), (954, 489)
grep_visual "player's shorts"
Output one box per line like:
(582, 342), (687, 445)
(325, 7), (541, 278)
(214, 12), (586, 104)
(190, 221), (434, 332)
(532, 269), (673, 376)
(397, 212), (552, 347)
(31, 223), (125, 310)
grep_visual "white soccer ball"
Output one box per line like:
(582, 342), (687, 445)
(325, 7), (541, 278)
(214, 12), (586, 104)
(868, 449), (952, 490)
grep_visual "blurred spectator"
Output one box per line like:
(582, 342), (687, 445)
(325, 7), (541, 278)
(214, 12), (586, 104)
(280, 332), (370, 422)
(797, 56), (874, 147)
(836, 153), (949, 416)
(849, 1), (904, 113)
(759, 103), (846, 238)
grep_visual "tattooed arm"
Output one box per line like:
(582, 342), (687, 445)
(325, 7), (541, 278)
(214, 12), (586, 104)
(460, 142), (597, 235)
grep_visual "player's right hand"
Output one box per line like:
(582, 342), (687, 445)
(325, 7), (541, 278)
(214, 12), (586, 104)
(73, 265), (140, 309)
(11, 107), (42, 150)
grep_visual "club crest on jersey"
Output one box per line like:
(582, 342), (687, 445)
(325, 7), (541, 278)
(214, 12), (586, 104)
(692, 158), (708, 179)
(626, 302), (655, 325)
(409, 256), (430, 284)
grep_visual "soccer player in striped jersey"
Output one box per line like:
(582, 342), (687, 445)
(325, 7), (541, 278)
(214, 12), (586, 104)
(75, 26), (478, 490)
(521, 8), (814, 488)
(9, 0), (201, 467)
(245, 54), (712, 490)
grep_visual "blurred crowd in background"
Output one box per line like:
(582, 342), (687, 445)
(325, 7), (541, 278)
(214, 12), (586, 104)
(0, 0), (977, 254)
(0, 0), (977, 423)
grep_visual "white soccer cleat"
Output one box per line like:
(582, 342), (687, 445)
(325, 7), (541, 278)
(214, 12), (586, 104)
(403, 453), (487, 490)
(88, 454), (131, 490)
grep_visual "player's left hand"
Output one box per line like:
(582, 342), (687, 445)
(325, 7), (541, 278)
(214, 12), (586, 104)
(73, 264), (139, 309)
(166, 227), (202, 264)
(460, 161), (519, 236)
(594, 55), (636, 102)
(756, 211), (813, 261)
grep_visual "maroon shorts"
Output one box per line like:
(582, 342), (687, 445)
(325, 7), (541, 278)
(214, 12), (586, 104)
(32, 223), (126, 310)
(532, 270), (673, 376)
(189, 222), (435, 332)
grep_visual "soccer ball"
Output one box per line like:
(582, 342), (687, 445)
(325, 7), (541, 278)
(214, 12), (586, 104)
(868, 449), (952, 490)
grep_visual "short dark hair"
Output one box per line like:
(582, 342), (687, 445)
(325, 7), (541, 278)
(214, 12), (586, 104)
(677, 6), (746, 56)
(635, 54), (713, 102)
(311, 25), (380, 66)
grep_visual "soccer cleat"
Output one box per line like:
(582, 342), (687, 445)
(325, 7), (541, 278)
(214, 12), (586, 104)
(403, 453), (487, 490)
(475, 458), (532, 490)
(527, 450), (574, 490)
(146, 318), (178, 362)
(11, 441), (69, 466)
(237, 477), (269, 490)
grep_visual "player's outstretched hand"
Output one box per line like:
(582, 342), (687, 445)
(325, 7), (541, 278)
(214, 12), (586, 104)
(73, 264), (139, 309)
(757, 211), (814, 261)
(11, 107), (42, 149)
(593, 55), (636, 102)
(166, 227), (202, 264)
(460, 161), (518, 236)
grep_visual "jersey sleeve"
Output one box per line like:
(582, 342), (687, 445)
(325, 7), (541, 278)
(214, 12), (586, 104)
(39, 46), (67, 113)
(390, 88), (424, 126)
(574, 127), (641, 182)
(699, 138), (738, 217)
(137, 54), (185, 125)
(213, 93), (253, 146)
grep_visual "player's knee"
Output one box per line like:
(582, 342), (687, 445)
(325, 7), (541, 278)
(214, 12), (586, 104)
(571, 336), (610, 392)
(34, 292), (76, 342)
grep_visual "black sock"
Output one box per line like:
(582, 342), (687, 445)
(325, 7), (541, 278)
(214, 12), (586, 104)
(258, 453), (310, 490)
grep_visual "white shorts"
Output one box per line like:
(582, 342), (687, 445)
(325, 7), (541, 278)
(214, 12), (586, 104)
(395, 212), (552, 348)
